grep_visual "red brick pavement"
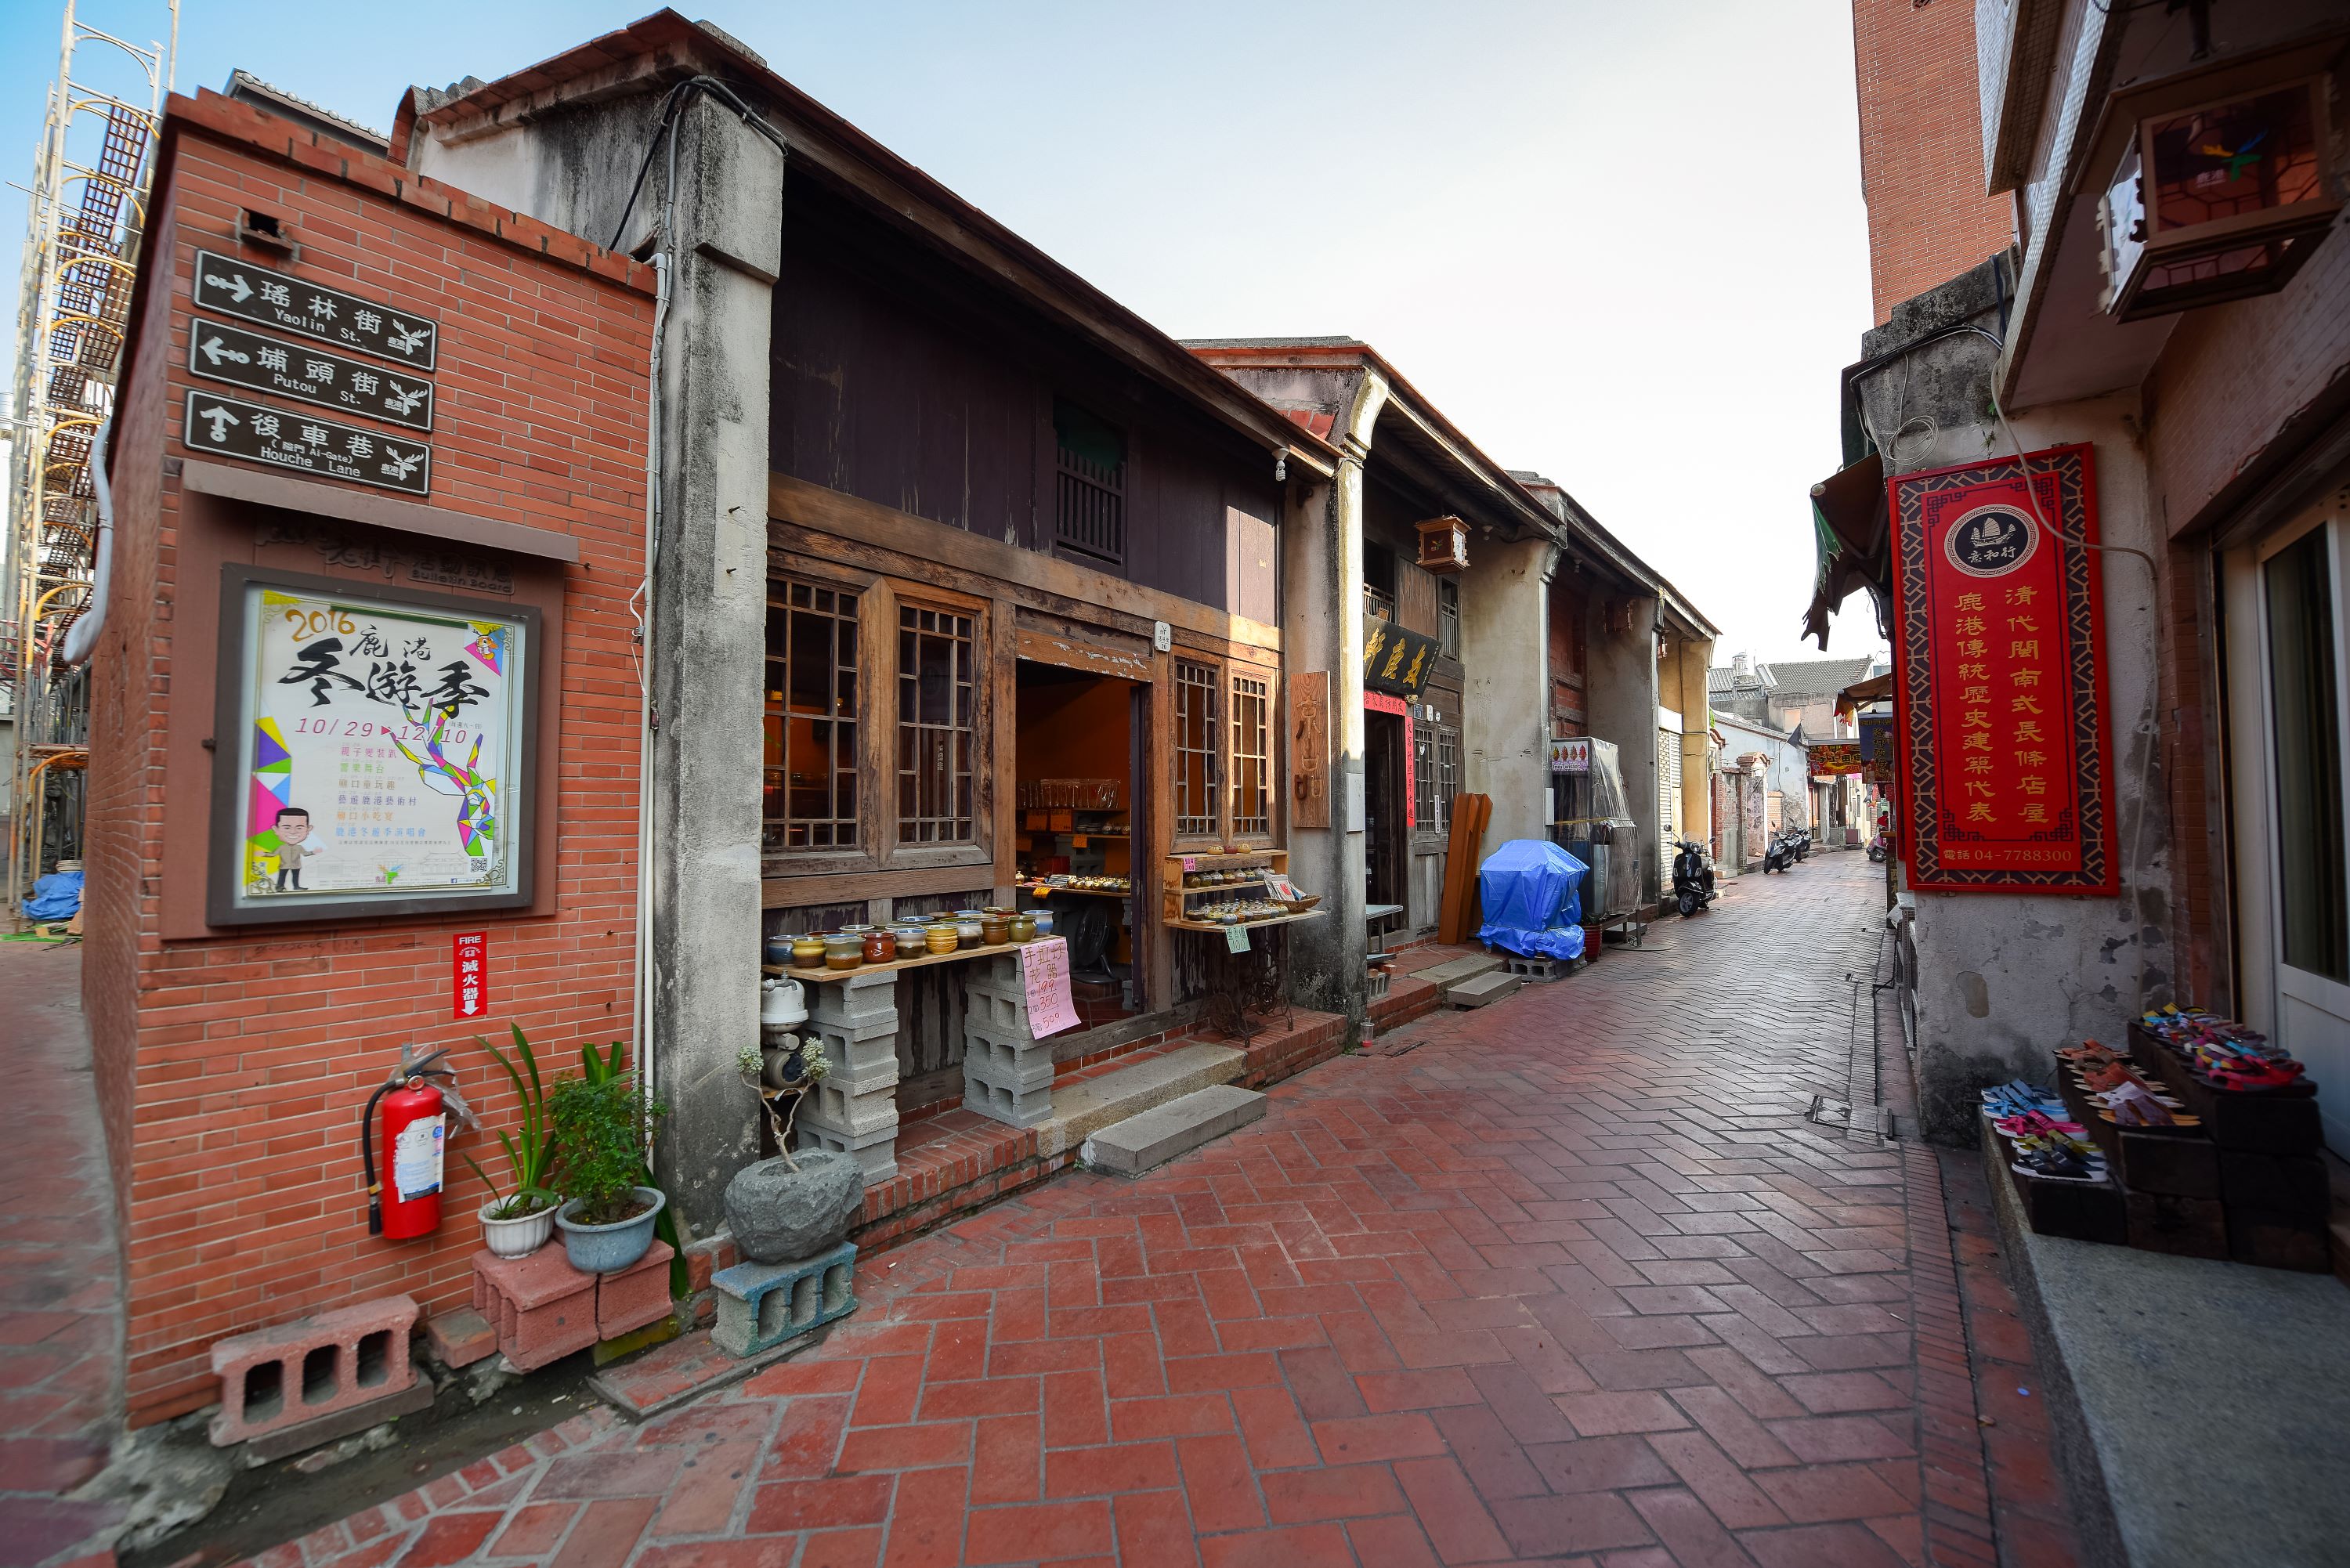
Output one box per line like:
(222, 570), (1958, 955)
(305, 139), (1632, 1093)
(246, 855), (2078, 1567)
(0, 942), (125, 1567)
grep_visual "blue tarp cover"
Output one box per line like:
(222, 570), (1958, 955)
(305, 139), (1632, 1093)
(23, 869), (82, 922)
(1477, 840), (1587, 961)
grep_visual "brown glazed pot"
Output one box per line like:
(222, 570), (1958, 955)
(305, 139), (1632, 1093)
(981, 915), (1010, 946)
(862, 930), (896, 964)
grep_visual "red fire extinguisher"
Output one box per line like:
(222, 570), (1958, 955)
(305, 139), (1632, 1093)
(362, 1047), (462, 1239)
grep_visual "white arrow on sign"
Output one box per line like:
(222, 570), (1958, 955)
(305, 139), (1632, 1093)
(197, 334), (251, 367)
(202, 269), (253, 304)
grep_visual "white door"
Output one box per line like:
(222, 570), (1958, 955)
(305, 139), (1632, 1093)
(2250, 512), (2350, 1154)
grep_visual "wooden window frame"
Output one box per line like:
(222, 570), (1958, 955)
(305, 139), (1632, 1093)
(761, 569), (996, 881)
(764, 576), (863, 857)
(1173, 656), (1222, 845)
(1230, 666), (1273, 844)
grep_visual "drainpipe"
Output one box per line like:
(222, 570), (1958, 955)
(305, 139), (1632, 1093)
(634, 253), (669, 1122)
(57, 414), (112, 668)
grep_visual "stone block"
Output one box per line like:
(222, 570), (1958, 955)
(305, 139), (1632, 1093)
(208, 1295), (420, 1447)
(1445, 971), (1523, 1009)
(964, 1074), (1054, 1129)
(964, 985), (1036, 1039)
(246, 1378), (434, 1462)
(2124, 1190), (2228, 1259)
(800, 1080), (900, 1140)
(796, 1115), (898, 1184)
(2217, 1150), (2330, 1220)
(963, 1029), (1056, 1094)
(421, 1306), (497, 1371)
(825, 1033), (902, 1097)
(711, 1241), (859, 1358)
(1082, 1085), (1266, 1176)
(2225, 1209), (2333, 1273)
(2115, 1129), (2220, 1199)
(595, 1241), (677, 1339)
(472, 1245), (597, 1372)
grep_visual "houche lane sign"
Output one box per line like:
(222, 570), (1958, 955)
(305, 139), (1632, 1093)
(183, 391), (432, 497)
(189, 319), (435, 432)
(193, 250), (439, 370)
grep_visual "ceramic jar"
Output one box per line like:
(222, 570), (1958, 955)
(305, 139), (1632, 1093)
(1010, 914), (1038, 943)
(763, 934), (794, 968)
(791, 935), (826, 970)
(925, 924), (959, 955)
(823, 934), (862, 970)
(956, 916), (983, 945)
(891, 923), (927, 949)
(862, 930), (896, 964)
(1032, 909), (1057, 938)
(981, 914), (1010, 946)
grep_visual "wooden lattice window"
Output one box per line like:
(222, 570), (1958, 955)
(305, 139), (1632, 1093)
(1437, 725), (1459, 832)
(1231, 672), (1271, 838)
(1437, 577), (1460, 656)
(1054, 399), (1125, 566)
(1175, 659), (1219, 838)
(1415, 723), (1458, 837)
(896, 603), (977, 844)
(764, 580), (859, 851)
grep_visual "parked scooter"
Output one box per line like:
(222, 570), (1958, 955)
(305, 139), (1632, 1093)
(1763, 830), (1798, 874)
(1867, 831), (1891, 864)
(1671, 839), (1717, 916)
(1791, 827), (1813, 862)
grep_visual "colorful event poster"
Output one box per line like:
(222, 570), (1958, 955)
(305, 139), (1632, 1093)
(1019, 937), (1082, 1038)
(1888, 443), (2115, 892)
(235, 585), (528, 907)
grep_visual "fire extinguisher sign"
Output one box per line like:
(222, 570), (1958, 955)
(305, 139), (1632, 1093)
(452, 930), (489, 1021)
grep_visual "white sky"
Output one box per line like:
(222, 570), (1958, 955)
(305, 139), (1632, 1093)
(2, 0), (1886, 667)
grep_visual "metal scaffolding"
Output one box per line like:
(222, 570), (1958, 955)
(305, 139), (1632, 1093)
(4, 0), (176, 923)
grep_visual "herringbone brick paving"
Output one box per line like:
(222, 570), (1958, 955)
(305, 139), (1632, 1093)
(254, 855), (2077, 1568)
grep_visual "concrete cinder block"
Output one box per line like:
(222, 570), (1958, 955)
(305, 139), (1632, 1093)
(964, 1074), (1055, 1129)
(472, 1246), (597, 1372)
(208, 1295), (420, 1447)
(1082, 1086), (1267, 1176)
(1445, 971), (1523, 1009)
(963, 1030), (1056, 1094)
(711, 1241), (859, 1358)
(421, 1306), (497, 1371)
(246, 1377), (434, 1462)
(595, 1241), (677, 1339)
(796, 1115), (899, 1184)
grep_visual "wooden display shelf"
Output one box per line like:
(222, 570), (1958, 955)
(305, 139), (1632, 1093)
(762, 938), (1045, 984)
(1019, 882), (1132, 898)
(1162, 849), (1289, 923)
(1166, 909), (1325, 934)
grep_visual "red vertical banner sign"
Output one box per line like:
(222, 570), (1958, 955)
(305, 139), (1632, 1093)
(451, 930), (490, 1021)
(1889, 443), (2115, 892)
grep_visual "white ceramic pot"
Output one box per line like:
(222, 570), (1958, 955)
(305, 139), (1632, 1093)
(479, 1198), (556, 1259)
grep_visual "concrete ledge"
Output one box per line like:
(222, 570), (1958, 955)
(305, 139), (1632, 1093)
(1083, 1086), (1266, 1176)
(1983, 1141), (2350, 1568)
(1445, 972), (1521, 1010)
(1036, 1042), (1244, 1158)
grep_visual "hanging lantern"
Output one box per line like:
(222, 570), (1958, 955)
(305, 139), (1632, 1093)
(1415, 515), (1467, 575)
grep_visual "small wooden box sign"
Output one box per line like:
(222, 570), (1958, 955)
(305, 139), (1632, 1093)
(1415, 515), (1468, 575)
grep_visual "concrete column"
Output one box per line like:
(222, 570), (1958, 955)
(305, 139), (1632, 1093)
(1282, 375), (1383, 1025)
(645, 100), (786, 1227)
(1586, 598), (1661, 907)
(1459, 535), (1555, 847)
(1675, 638), (1714, 858)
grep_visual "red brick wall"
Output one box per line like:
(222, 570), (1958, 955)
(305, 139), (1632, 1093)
(2146, 227), (2350, 533)
(1852, 0), (2016, 322)
(86, 90), (654, 1425)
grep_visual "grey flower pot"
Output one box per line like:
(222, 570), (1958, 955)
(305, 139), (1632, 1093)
(723, 1151), (862, 1263)
(555, 1186), (666, 1274)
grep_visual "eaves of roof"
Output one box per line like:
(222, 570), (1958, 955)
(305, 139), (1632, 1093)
(393, 10), (1340, 481)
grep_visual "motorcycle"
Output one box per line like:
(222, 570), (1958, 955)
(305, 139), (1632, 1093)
(1867, 831), (1890, 864)
(1763, 830), (1797, 874)
(1791, 827), (1812, 862)
(1671, 839), (1717, 916)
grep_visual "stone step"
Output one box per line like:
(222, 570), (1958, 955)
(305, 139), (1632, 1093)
(1414, 952), (1505, 993)
(1036, 1042), (1245, 1158)
(1082, 1085), (1267, 1176)
(1444, 971), (1523, 1010)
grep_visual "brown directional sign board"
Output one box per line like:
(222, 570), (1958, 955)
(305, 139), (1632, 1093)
(183, 391), (432, 497)
(192, 250), (439, 370)
(188, 320), (435, 431)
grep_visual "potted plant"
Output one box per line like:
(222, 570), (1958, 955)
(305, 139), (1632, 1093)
(724, 1037), (862, 1263)
(548, 1058), (668, 1274)
(462, 1024), (559, 1259)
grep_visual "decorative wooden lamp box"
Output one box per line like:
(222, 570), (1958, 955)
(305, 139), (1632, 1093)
(1415, 515), (1468, 574)
(2093, 68), (2341, 322)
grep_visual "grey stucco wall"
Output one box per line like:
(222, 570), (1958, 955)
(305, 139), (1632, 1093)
(1459, 533), (1556, 851)
(1585, 597), (1661, 908)
(1858, 277), (2172, 1140)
